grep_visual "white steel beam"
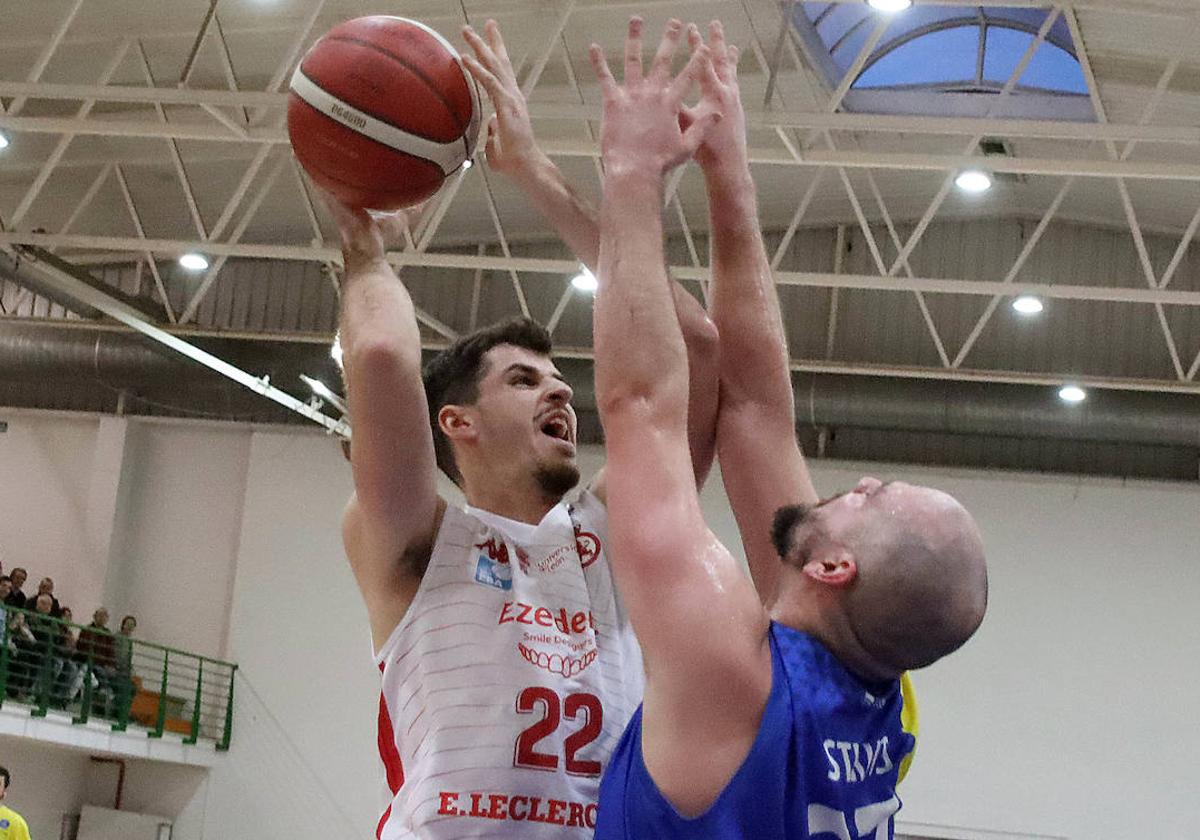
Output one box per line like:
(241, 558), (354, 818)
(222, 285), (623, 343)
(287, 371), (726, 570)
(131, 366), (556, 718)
(113, 164), (177, 324)
(8, 41), (131, 229)
(179, 152), (289, 324)
(8, 231), (1200, 309)
(15, 253), (350, 437)
(18, 114), (1200, 181)
(5, 0), (85, 116)
(476, 164), (532, 318)
(9, 82), (1200, 148)
(59, 164), (114, 236)
(520, 0), (577, 98)
(1068, 8), (1193, 380)
(952, 177), (1075, 368)
(136, 41), (209, 241)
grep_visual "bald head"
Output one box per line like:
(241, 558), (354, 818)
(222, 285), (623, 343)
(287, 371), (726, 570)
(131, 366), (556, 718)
(774, 477), (988, 674)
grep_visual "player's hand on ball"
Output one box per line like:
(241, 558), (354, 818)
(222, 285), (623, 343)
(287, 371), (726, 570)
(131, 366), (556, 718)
(590, 17), (722, 178)
(461, 20), (547, 180)
(317, 188), (413, 269)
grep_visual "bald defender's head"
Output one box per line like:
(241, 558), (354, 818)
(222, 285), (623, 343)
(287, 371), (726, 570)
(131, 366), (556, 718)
(772, 477), (988, 675)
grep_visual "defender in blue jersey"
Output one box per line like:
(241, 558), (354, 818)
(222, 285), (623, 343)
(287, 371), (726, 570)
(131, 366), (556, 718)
(587, 17), (989, 839)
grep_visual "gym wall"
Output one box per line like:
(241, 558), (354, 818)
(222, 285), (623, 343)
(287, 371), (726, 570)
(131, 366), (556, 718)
(2, 411), (1197, 839)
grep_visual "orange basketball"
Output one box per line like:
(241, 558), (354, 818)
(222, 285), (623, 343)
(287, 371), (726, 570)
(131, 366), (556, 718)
(287, 16), (480, 211)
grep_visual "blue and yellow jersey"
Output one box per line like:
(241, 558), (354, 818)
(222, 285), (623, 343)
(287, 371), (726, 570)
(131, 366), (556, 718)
(596, 623), (918, 839)
(0, 806), (31, 840)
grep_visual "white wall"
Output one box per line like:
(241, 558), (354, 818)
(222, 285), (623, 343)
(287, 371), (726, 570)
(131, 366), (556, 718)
(106, 421), (249, 658)
(1, 412), (1198, 840)
(0, 736), (90, 839)
(0, 414), (100, 612)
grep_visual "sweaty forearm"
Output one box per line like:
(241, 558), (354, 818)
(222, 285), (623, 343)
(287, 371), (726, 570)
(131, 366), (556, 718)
(595, 170), (689, 416)
(706, 171), (793, 415)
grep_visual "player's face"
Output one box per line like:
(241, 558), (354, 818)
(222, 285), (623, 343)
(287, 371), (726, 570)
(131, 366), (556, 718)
(802, 477), (958, 554)
(470, 345), (579, 489)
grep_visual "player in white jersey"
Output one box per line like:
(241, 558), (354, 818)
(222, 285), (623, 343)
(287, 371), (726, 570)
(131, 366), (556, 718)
(325, 20), (720, 839)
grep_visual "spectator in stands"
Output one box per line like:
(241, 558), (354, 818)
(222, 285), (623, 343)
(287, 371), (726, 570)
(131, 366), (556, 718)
(76, 608), (117, 715)
(114, 615), (138, 718)
(3, 569), (26, 610)
(0, 578), (10, 651)
(54, 607), (80, 705)
(0, 767), (32, 840)
(10, 593), (54, 700)
(33, 578), (60, 618)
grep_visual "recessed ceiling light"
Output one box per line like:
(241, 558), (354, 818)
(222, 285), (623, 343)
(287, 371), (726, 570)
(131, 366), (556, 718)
(955, 170), (993, 193)
(1058, 385), (1087, 404)
(1012, 295), (1044, 315)
(179, 253), (209, 271)
(869, 0), (912, 11)
(462, 159), (473, 170)
(571, 267), (598, 293)
(0, 131), (10, 150)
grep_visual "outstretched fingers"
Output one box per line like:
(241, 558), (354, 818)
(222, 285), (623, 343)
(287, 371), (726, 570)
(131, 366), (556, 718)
(482, 19), (513, 69)
(624, 16), (644, 84)
(649, 19), (685, 82)
(462, 53), (506, 104)
(589, 43), (617, 93)
(668, 42), (711, 103)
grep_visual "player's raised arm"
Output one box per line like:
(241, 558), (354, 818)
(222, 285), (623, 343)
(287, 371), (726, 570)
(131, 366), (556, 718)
(590, 19), (771, 816)
(686, 21), (819, 605)
(463, 19), (720, 488)
(326, 197), (444, 650)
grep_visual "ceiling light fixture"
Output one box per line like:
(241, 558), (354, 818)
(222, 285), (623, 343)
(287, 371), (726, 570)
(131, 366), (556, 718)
(955, 170), (993, 193)
(1058, 385), (1087, 404)
(1012, 296), (1044, 315)
(179, 253), (209, 271)
(462, 159), (473, 170)
(571, 266), (598, 293)
(0, 131), (10, 150)
(869, 0), (912, 11)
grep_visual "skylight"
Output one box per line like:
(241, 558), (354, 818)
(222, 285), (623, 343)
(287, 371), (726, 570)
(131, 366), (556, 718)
(795, 4), (1091, 116)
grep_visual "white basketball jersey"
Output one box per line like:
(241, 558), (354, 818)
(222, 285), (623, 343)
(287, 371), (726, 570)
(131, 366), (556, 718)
(373, 491), (644, 839)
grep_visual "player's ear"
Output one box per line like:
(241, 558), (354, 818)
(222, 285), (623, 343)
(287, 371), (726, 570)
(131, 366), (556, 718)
(439, 404), (477, 443)
(801, 546), (857, 587)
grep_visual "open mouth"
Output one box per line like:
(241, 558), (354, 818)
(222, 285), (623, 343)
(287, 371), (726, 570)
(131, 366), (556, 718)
(539, 415), (572, 444)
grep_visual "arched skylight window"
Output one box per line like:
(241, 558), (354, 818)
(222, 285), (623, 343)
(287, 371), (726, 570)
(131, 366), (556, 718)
(794, 4), (1091, 116)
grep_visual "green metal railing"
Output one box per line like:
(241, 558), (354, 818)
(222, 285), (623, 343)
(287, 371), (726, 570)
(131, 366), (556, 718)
(0, 606), (237, 749)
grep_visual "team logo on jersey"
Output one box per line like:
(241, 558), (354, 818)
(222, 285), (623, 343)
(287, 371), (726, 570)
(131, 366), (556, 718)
(474, 536), (531, 589)
(573, 523), (601, 569)
(500, 601), (599, 677)
(474, 555), (513, 590)
(0, 820), (10, 829)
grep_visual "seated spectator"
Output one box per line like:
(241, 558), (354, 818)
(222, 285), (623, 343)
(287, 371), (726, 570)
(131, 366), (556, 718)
(3, 569), (27, 610)
(12, 593), (77, 706)
(54, 607), (80, 705)
(0, 577), (11, 651)
(76, 608), (118, 715)
(32, 578), (61, 618)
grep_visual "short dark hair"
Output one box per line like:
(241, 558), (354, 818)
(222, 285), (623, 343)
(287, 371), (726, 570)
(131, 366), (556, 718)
(422, 317), (553, 485)
(10, 567), (25, 577)
(771, 505), (808, 561)
(0, 766), (10, 788)
(121, 615), (137, 628)
(0, 576), (10, 584)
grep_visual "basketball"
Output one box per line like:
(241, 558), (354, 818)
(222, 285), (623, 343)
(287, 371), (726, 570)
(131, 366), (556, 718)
(287, 16), (480, 211)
